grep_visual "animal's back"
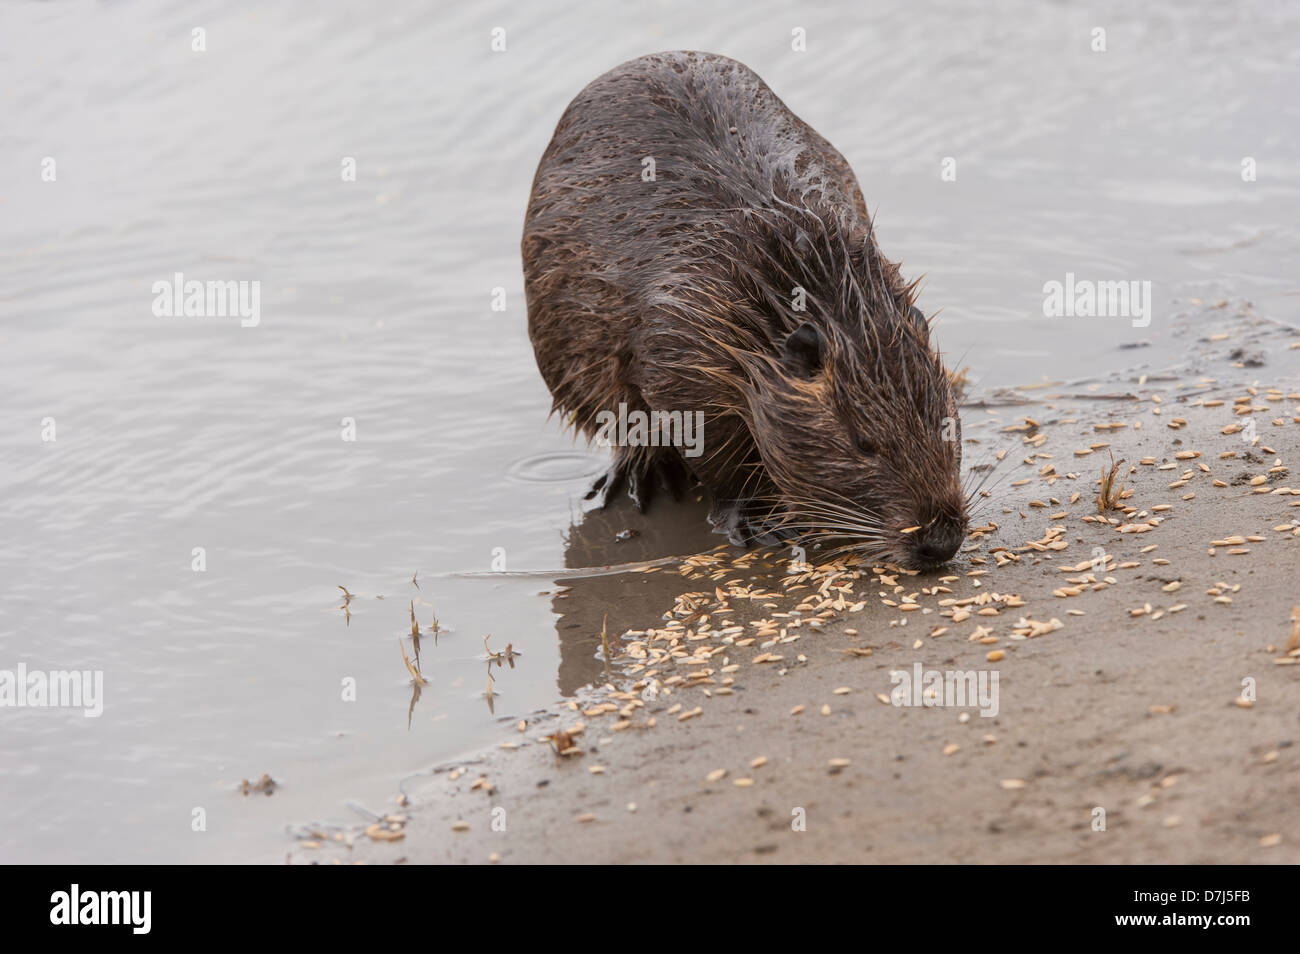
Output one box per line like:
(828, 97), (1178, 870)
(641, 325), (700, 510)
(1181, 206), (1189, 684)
(522, 51), (870, 437)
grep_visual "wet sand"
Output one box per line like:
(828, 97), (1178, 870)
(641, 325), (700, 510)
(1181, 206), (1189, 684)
(292, 302), (1300, 864)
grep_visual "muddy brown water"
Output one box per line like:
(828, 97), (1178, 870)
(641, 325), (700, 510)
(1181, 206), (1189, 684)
(1, 1), (1297, 861)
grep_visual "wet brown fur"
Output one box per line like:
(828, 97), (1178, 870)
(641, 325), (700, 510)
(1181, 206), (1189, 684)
(522, 51), (967, 568)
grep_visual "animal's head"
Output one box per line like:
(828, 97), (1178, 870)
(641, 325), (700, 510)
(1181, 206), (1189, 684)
(743, 303), (967, 571)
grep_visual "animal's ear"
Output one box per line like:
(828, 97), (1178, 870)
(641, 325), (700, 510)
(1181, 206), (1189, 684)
(907, 305), (930, 341)
(782, 322), (825, 377)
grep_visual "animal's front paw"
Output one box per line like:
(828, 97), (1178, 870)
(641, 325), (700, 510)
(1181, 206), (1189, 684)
(708, 499), (790, 547)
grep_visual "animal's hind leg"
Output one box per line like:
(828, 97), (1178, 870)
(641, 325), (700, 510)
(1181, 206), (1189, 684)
(584, 447), (694, 513)
(583, 460), (627, 508)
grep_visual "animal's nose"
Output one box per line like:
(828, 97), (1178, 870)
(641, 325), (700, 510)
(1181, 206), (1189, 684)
(913, 526), (962, 566)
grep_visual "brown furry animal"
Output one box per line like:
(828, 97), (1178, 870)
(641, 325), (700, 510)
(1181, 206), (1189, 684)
(522, 51), (967, 569)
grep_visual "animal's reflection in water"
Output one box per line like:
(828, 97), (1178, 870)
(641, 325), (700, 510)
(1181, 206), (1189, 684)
(395, 491), (726, 723)
(549, 491), (722, 697)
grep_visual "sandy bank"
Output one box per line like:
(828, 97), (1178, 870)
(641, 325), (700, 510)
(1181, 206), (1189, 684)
(293, 301), (1300, 864)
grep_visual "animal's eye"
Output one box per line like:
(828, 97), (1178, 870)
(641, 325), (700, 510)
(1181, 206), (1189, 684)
(855, 435), (877, 456)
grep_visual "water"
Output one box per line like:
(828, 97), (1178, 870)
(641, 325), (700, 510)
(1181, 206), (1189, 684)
(1, 0), (1297, 862)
